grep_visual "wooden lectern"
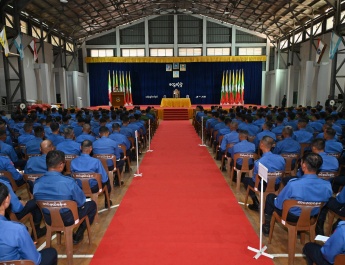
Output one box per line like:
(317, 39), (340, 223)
(111, 92), (125, 106)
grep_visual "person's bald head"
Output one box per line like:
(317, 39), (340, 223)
(40, 140), (54, 154)
(82, 123), (91, 133)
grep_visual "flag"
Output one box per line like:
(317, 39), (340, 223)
(128, 71), (133, 105)
(125, 72), (130, 105)
(330, 31), (342, 59)
(123, 71), (128, 106)
(112, 70), (115, 92)
(220, 71), (225, 104)
(115, 70), (119, 91)
(232, 70), (236, 104)
(119, 70), (123, 92)
(14, 34), (24, 59)
(315, 39), (326, 63)
(236, 70), (241, 104)
(225, 70), (229, 104)
(29, 39), (38, 62)
(229, 70), (233, 104)
(108, 71), (112, 105)
(240, 69), (244, 104)
(0, 27), (9, 56)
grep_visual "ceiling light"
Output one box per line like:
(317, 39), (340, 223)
(60, 0), (68, 3)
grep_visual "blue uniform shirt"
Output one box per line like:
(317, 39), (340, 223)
(325, 139), (343, 154)
(56, 139), (81, 155)
(336, 187), (345, 204)
(120, 126), (135, 138)
(93, 136), (122, 166)
(109, 132), (131, 149)
(33, 171), (86, 207)
(0, 178), (24, 213)
(73, 125), (83, 138)
(293, 129), (313, 143)
(0, 215), (41, 264)
(253, 151), (285, 183)
(71, 153), (108, 187)
(275, 174), (332, 216)
(273, 137), (301, 154)
(24, 154), (47, 174)
(0, 156), (22, 181)
(231, 140), (255, 165)
(220, 131), (239, 152)
(319, 152), (339, 172)
(18, 133), (35, 145)
(76, 133), (96, 144)
(271, 124), (285, 137)
(47, 133), (65, 147)
(253, 118), (265, 128)
(238, 123), (260, 136)
(254, 130), (276, 149)
(25, 137), (43, 155)
(309, 121), (323, 132)
(321, 221), (345, 264)
(0, 140), (18, 162)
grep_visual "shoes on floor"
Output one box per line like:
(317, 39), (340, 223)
(262, 224), (270, 236)
(33, 227), (47, 239)
(248, 203), (259, 212)
(73, 232), (84, 245)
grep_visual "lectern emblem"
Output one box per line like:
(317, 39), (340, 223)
(116, 97), (120, 102)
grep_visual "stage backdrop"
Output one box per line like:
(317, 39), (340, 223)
(88, 61), (262, 106)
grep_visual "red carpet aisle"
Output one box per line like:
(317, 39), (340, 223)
(90, 121), (274, 265)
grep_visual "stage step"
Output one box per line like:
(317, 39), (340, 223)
(163, 108), (189, 120)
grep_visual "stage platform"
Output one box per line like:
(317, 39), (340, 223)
(88, 104), (262, 120)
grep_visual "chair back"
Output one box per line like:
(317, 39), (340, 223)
(72, 172), (102, 197)
(281, 200), (324, 229)
(93, 154), (116, 172)
(0, 171), (20, 192)
(317, 171), (339, 181)
(327, 153), (341, 159)
(300, 143), (310, 157)
(0, 260), (34, 265)
(64, 154), (78, 174)
(334, 254), (345, 265)
(254, 171), (284, 193)
(281, 153), (300, 176)
(23, 173), (43, 199)
(36, 200), (80, 230)
(232, 153), (257, 171)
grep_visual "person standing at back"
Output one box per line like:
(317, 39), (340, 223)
(281, 95), (287, 108)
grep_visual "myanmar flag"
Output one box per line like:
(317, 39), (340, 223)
(240, 69), (245, 104)
(108, 71), (112, 105)
(220, 71), (225, 104)
(225, 70), (229, 104)
(229, 70), (234, 104)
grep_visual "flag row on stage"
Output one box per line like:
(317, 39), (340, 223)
(108, 70), (133, 106)
(220, 69), (244, 105)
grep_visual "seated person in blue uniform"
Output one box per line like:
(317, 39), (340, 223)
(238, 114), (260, 137)
(56, 127), (81, 156)
(316, 183), (345, 235)
(0, 177), (46, 238)
(303, 221), (345, 265)
(262, 152), (333, 235)
(25, 140), (54, 174)
(33, 150), (97, 245)
(119, 116), (135, 138)
(26, 126), (45, 155)
(293, 118), (314, 143)
(18, 123), (34, 145)
(75, 123), (96, 143)
(72, 118), (85, 138)
(324, 127), (343, 154)
(71, 140), (111, 207)
(93, 126), (124, 180)
(271, 115), (285, 138)
(228, 129), (255, 170)
(219, 121), (239, 158)
(273, 126), (301, 154)
(109, 123), (132, 168)
(0, 155), (24, 187)
(254, 122), (276, 150)
(0, 183), (57, 265)
(242, 136), (285, 211)
(47, 122), (64, 147)
(0, 129), (27, 169)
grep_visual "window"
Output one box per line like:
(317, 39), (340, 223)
(207, 48), (230, 56)
(51, 35), (60, 46)
(32, 26), (41, 39)
(294, 32), (303, 43)
(326, 16), (334, 31)
(305, 27), (311, 39)
(20, 20), (28, 34)
(90, 49), (114, 57)
(150, 48), (173, 57)
(66, 42), (74, 52)
(5, 14), (13, 28)
(238, 47), (262, 55)
(121, 48), (145, 57)
(313, 22), (322, 36)
(178, 48), (202, 56)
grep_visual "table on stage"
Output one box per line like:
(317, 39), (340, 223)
(160, 98), (191, 107)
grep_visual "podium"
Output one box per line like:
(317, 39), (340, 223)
(111, 92), (125, 106)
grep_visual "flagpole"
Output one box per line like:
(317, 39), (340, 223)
(199, 117), (206, 147)
(146, 119), (153, 152)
